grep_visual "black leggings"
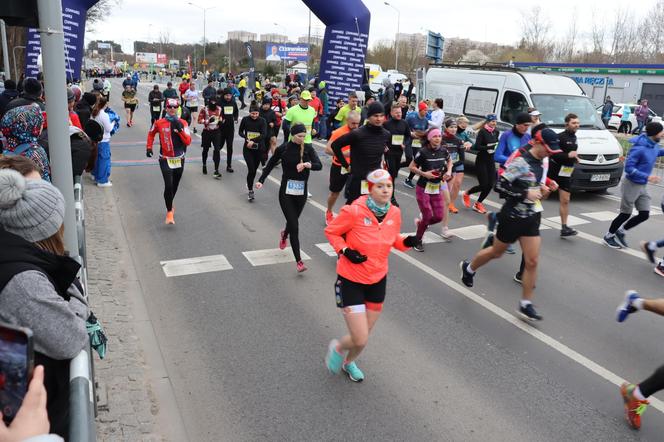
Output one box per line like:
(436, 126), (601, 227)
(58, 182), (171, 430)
(467, 154), (496, 202)
(405, 145), (418, 180)
(219, 129), (235, 167)
(609, 211), (650, 234)
(279, 189), (307, 262)
(159, 158), (185, 211)
(640, 364), (664, 397)
(385, 152), (402, 180)
(202, 129), (222, 171)
(243, 148), (261, 190)
(150, 111), (161, 124)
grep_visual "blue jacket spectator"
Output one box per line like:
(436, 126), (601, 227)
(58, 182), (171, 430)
(624, 128), (664, 184)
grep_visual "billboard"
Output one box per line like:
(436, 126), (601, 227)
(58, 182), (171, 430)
(157, 54), (168, 64)
(136, 52), (157, 64)
(265, 43), (309, 62)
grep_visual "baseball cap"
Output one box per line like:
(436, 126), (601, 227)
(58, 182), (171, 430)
(529, 109), (542, 116)
(300, 90), (312, 100)
(537, 128), (562, 153)
(165, 98), (179, 108)
(366, 169), (392, 187)
(486, 113), (497, 121)
(418, 101), (428, 112)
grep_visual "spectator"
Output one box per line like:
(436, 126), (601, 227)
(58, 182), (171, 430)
(394, 79), (403, 99)
(0, 105), (51, 181)
(91, 96), (114, 186)
(601, 96), (615, 129)
(618, 104), (632, 134)
(5, 78), (45, 112)
(75, 92), (97, 127)
(0, 169), (89, 439)
(381, 77), (395, 109)
(635, 99), (650, 134)
(0, 154), (42, 179)
(318, 81), (329, 140)
(0, 79), (19, 118)
(67, 88), (82, 130)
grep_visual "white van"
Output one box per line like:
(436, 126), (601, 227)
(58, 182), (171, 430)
(425, 66), (624, 191)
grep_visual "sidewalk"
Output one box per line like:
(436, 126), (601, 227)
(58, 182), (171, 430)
(84, 179), (165, 441)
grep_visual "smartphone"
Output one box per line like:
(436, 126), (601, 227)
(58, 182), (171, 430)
(0, 322), (34, 425)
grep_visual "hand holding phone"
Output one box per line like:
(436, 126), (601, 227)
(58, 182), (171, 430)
(0, 365), (49, 441)
(0, 322), (34, 425)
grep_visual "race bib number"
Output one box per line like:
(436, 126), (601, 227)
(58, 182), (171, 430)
(533, 200), (543, 213)
(487, 149), (495, 154)
(285, 180), (305, 195)
(152, 106), (161, 112)
(340, 167), (349, 175)
(224, 106), (234, 115)
(167, 158), (182, 169)
(360, 180), (369, 195)
(412, 139), (422, 148)
(392, 135), (404, 145)
(450, 152), (459, 163)
(425, 182), (441, 195)
(305, 124), (312, 136)
(247, 131), (260, 140)
(559, 166), (574, 177)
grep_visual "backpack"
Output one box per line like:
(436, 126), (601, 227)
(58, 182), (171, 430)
(104, 107), (120, 136)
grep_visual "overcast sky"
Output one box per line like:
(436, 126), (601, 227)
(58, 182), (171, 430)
(86, 0), (660, 54)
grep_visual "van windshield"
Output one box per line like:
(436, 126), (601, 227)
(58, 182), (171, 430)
(530, 94), (604, 129)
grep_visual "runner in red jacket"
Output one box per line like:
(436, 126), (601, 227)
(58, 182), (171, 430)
(146, 98), (192, 224)
(323, 169), (417, 382)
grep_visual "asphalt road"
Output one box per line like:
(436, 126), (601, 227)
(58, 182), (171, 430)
(96, 78), (664, 441)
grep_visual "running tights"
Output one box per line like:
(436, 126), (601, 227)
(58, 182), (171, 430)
(415, 186), (445, 239)
(640, 364), (664, 397)
(243, 148), (261, 190)
(385, 152), (402, 181)
(609, 211), (650, 234)
(467, 154), (496, 202)
(220, 129), (235, 167)
(202, 146), (221, 171)
(279, 190), (307, 262)
(159, 158), (185, 212)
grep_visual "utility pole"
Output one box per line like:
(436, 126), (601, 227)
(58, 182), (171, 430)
(0, 20), (10, 79)
(307, 10), (311, 79)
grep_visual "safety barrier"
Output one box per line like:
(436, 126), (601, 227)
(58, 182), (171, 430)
(70, 175), (97, 442)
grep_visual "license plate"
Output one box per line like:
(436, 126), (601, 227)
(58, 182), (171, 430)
(590, 174), (610, 182)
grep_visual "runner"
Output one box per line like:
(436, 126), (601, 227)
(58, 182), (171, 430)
(178, 78), (190, 103)
(403, 102), (430, 189)
(163, 81), (178, 100)
(324, 169), (418, 382)
(331, 102), (391, 205)
(463, 114), (500, 214)
(218, 88), (239, 173)
(202, 79), (217, 106)
(121, 85), (138, 127)
(460, 127), (562, 321)
(183, 83), (201, 133)
(283, 90), (317, 150)
(410, 128), (453, 251)
(324, 111), (361, 224)
(383, 103), (410, 206)
(449, 116), (473, 213)
(239, 102), (268, 201)
(146, 98), (192, 224)
(616, 289), (664, 429)
(255, 123), (322, 272)
(440, 119), (465, 221)
(603, 122), (664, 249)
(197, 96), (223, 178)
(334, 92), (360, 128)
(148, 85), (163, 125)
(270, 88), (287, 147)
(548, 113), (580, 237)
(258, 97), (277, 165)
(238, 76), (247, 109)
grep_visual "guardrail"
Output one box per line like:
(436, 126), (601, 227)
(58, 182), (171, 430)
(70, 176), (97, 442)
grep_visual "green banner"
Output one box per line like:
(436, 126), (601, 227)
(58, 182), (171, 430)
(523, 66), (664, 76)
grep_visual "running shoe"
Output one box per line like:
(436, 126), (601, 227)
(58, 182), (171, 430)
(487, 211), (498, 232)
(413, 240), (424, 252)
(514, 272), (523, 284)
(505, 243), (516, 255)
(560, 226), (578, 237)
(481, 232), (494, 249)
(342, 361), (365, 382)
(440, 226), (453, 241)
(325, 210), (334, 226)
(615, 230), (629, 248)
(654, 261), (664, 277)
(616, 290), (640, 323)
(472, 202), (487, 214)
(620, 382), (649, 430)
(519, 303), (542, 321)
(202, 164), (207, 175)
(460, 260), (474, 287)
(448, 202), (459, 214)
(193, 127), (198, 134)
(165, 210), (175, 225)
(213, 171), (222, 179)
(97, 182), (113, 188)
(279, 230), (288, 250)
(603, 234), (622, 249)
(248, 190), (255, 202)
(325, 339), (344, 375)
(640, 241), (657, 264)
(462, 192), (471, 208)
(296, 261), (308, 273)
(226, 166), (234, 173)
(403, 178), (415, 189)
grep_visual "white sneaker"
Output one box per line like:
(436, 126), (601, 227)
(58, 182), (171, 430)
(97, 182), (113, 187)
(441, 226), (453, 241)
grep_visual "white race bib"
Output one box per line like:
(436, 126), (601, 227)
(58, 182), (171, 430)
(285, 180), (305, 195)
(450, 152), (459, 163)
(425, 182), (441, 195)
(247, 131), (261, 140)
(152, 106), (161, 112)
(487, 149), (495, 154)
(533, 200), (543, 213)
(392, 135), (404, 145)
(559, 166), (574, 178)
(340, 167), (349, 175)
(360, 180), (369, 195)
(412, 139), (422, 148)
(224, 106), (234, 115)
(167, 158), (182, 169)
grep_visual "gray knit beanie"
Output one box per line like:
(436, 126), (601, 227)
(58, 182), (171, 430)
(0, 169), (65, 242)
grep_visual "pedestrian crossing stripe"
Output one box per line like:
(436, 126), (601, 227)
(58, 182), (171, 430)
(242, 248), (312, 266)
(544, 215), (590, 226)
(580, 211), (618, 221)
(160, 254), (232, 277)
(315, 243), (338, 257)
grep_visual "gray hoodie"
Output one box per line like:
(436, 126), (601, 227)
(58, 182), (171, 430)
(381, 77), (395, 108)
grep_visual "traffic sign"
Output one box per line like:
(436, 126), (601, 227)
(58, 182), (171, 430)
(426, 31), (444, 64)
(202, 59), (208, 66)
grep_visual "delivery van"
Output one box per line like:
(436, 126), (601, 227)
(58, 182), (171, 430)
(425, 65), (624, 191)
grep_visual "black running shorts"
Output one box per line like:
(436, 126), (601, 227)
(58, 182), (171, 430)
(496, 212), (541, 244)
(329, 164), (349, 193)
(335, 275), (386, 309)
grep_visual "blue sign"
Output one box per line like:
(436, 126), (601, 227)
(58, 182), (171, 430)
(571, 76), (615, 86)
(303, 0), (371, 101)
(24, 0), (98, 82)
(265, 44), (309, 62)
(426, 31), (444, 63)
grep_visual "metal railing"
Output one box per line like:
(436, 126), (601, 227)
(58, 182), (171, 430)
(70, 176), (97, 442)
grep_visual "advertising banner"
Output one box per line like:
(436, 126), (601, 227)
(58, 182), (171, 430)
(24, 0), (98, 81)
(136, 52), (158, 64)
(157, 53), (169, 65)
(265, 43), (309, 62)
(302, 0), (371, 101)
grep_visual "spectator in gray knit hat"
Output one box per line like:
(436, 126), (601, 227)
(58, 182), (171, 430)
(0, 168), (89, 438)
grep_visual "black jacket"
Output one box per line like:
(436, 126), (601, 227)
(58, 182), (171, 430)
(331, 123), (390, 177)
(39, 128), (94, 178)
(217, 96), (239, 129)
(383, 118), (410, 153)
(75, 100), (92, 127)
(0, 88), (19, 118)
(259, 141), (322, 186)
(238, 116), (267, 148)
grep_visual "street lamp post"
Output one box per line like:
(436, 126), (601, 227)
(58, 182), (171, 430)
(274, 23), (288, 80)
(384, 1), (400, 71)
(188, 2), (215, 70)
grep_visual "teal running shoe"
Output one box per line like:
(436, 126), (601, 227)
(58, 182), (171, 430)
(325, 339), (343, 375)
(342, 361), (365, 382)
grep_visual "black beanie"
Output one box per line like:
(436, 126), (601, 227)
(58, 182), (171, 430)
(83, 92), (97, 107)
(646, 121), (663, 137)
(262, 97), (272, 105)
(290, 123), (307, 136)
(366, 101), (384, 117)
(515, 112), (531, 125)
(23, 78), (42, 96)
(249, 103), (260, 112)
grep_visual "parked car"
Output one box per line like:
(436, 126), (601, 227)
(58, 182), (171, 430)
(596, 103), (662, 132)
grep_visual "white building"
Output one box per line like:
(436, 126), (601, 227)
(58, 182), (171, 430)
(260, 33), (289, 44)
(228, 31), (257, 43)
(297, 35), (323, 46)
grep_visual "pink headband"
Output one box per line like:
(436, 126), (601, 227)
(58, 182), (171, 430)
(427, 129), (441, 141)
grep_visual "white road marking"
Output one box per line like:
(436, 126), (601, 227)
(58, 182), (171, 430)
(545, 215), (590, 226)
(599, 193), (662, 214)
(447, 224), (487, 240)
(315, 243), (338, 257)
(581, 211), (619, 221)
(243, 248), (311, 266)
(240, 151), (664, 414)
(402, 231), (448, 244)
(160, 254), (232, 277)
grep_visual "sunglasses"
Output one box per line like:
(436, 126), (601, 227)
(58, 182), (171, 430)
(166, 105), (178, 109)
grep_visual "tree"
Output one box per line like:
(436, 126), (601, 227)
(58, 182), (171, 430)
(519, 6), (553, 60)
(86, 0), (122, 31)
